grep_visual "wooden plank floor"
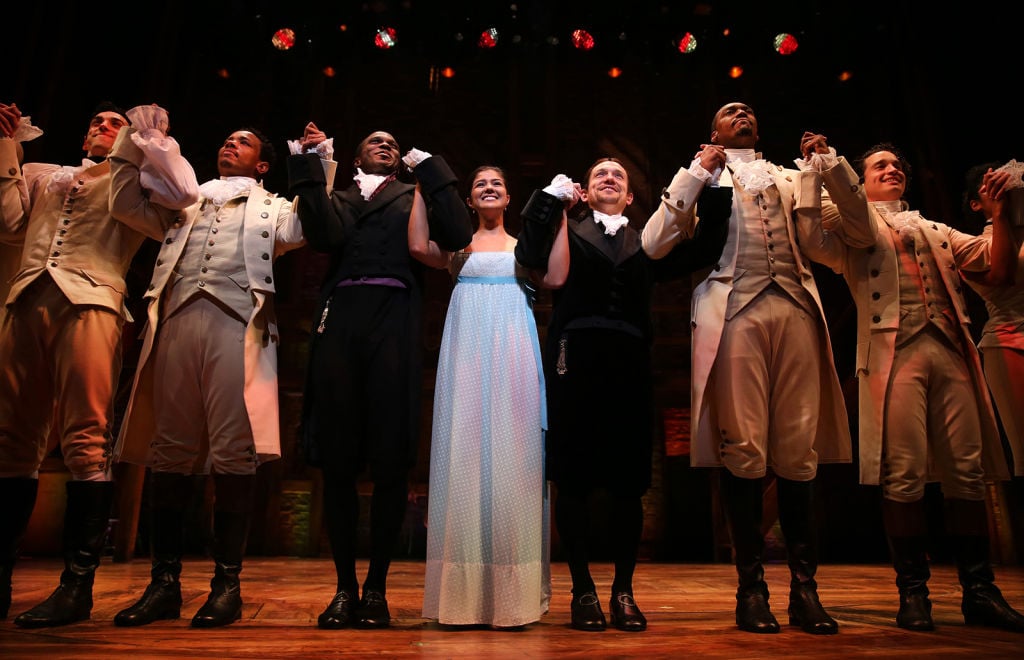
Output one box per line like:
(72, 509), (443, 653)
(2, 559), (1023, 658)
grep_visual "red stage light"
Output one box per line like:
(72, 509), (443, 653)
(478, 27), (499, 49)
(323, 66), (336, 78)
(375, 27), (397, 49)
(677, 32), (697, 54)
(729, 66), (743, 79)
(272, 28), (295, 51)
(774, 33), (799, 55)
(572, 29), (595, 50)
(608, 67), (623, 78)
(442, 67), (455, 78)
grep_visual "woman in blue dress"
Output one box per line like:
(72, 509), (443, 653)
(410, 166), (551, 628)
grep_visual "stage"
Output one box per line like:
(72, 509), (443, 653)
(2, 559), (1022, 658)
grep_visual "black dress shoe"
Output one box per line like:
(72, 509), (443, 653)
(355, 590), (391, 628)
(318, 590), (357, 629)
(609, 591), (647, 632)
(570, 591), (606, 631)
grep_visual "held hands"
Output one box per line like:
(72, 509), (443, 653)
(543, 174), (576, 207)
(402, 147), (432, 170)
(300, 122), (326, 150)
(800, 132), (829, 160)
(288, 122), (333, 159)
(982, 168), (1014, 202)
(0, 103), (22, 138)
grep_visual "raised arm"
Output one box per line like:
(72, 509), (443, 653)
(109, 113), (194, 241)
(979, 168), (1017, 286)
(407, 184), (451, 269)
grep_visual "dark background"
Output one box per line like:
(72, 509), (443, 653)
(7, 1), (1023, 562)
(5, 1), (1022, 222)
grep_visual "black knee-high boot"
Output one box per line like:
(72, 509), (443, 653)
(114, 472), (191, 626)
(191, 473), (254, 628)
(607, 492), (646, 632)
(555, 485), (605, 631)
(355, 473), (408, 629)
(946, 498), (1024, 633)
(14, 480), (113, 628)
(881, 497), (933, 631)
(0, 477), (39, 619)
(721, 470), (779, 633)
(777, 477), (838, 634)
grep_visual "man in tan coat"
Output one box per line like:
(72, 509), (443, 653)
(798, 143), (1024, 633)
(0, 101), (191, 627)
(109, 124), (333, 628)
(643, 102), (872, 635)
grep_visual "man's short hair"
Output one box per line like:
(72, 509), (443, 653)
(855, 142), (912, 186)
(90, 101), (130, 126)
(239, 126), (276, 170)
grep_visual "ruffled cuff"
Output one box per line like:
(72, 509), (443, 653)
(542, 174), (574, 201)
(794, 146), (838, 173)
(13, 117), (43, 142)
(687, 157), (716, 184)
(402, 147), (432, 169)
(288, 137), (335, 161)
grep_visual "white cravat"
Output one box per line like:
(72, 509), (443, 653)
(727, 149), (775, 194)
(593, 210), (629, 236)
(353, 168), (388, 200)
(872, 200), (919, 241)
(199, 176), (257, 207)
(46, 159), (98, 195)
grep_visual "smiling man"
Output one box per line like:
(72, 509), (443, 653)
(797, 142), (1024, 633)
(642, 101), (873, 635)
(0, 101), (192, 628)
(515, 157), (728, 632)
(286, 130), (472, 630)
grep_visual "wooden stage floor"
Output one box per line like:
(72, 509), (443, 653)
(2, 558), (1022, 658)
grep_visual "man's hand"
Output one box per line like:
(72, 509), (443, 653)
(800, 132), (829, 160)
(696, 143), (726, 174)
(300, 122), (327, 150)
(983, 168), (1013, 201)
(0, 103), (23, 138)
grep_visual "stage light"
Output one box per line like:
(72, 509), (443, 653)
(339, 24), (348, 33)
(774, 33), (798, 55)
(677, 32), (697, 54)
(442, 67), (455, 78)
(375, 27), (397, 49)
(572, 29), (595, 51)
(608, 67), (623, 78)
(838, 70), (853, 82)
(217, 68), (230, 79)
(323, 66), (337, 78)
(729, 66), (743, 79)
(272, 28), (295, 51)
(479, 27), (499, 49)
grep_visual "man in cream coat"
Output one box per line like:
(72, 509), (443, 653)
(798, 143), (1024, 633)
(643, 102), (873, 635)
(109, 123), (334, 628)
(0, 102), (190, 628)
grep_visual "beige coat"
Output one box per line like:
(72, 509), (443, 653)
(798, 203), (1009, 485)
(110, 132), (308, 465)
(643, 156), (873, 469)
(0, 136), (172, 316)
